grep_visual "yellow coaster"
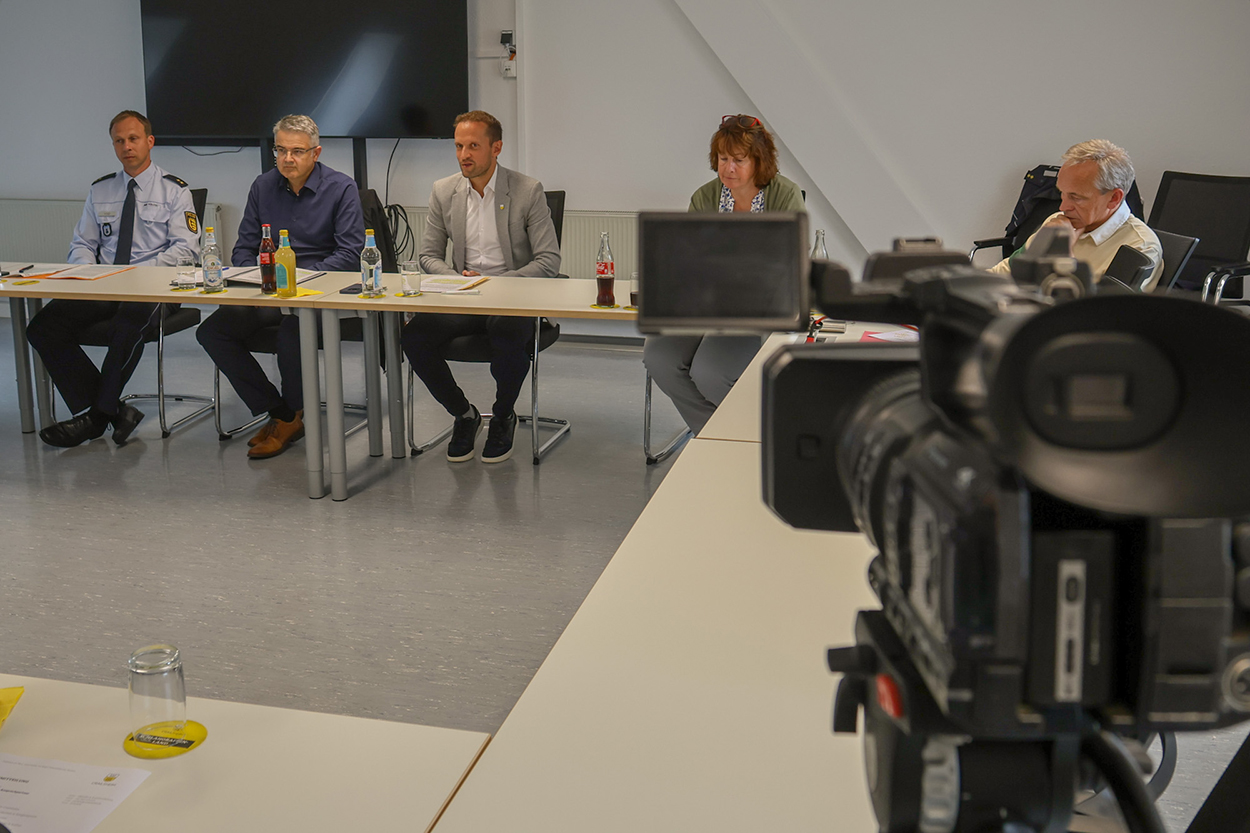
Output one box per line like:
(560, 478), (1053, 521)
(590, 303), (620, 310)
(124, 719), (208, 759)
(12, 279), (38, 286)
(0, 686), (23, 733)
(170, 285), (198, 292)
(198, 288), (228, 296)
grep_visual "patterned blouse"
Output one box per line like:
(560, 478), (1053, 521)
(718, 184), (766, 214)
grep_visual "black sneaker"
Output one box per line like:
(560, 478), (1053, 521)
(446, 405), (482, 462)
(481, 411), (518, 463)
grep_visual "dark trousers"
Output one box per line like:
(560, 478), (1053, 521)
(401, 313), (534, 418)
(26, 299), (161, 416)
(196, 306), (302, 415)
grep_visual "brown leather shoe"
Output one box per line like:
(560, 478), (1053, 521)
(247, 413), (305, 459)
(248, 419), (277, 447)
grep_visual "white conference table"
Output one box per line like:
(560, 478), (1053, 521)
(0, 673), (489, 833)
(309, 276), (635, 499)
(0, 267), (635, 500)
(431, 437), (879, 832)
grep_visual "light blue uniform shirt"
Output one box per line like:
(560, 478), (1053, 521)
(68, 162), (200, 266)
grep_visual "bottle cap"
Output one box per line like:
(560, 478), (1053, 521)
(280, 229), (289, 236)
(262, 223), (270, 228)
(206, 226), (214, 233)
(365, 228), (374, 235)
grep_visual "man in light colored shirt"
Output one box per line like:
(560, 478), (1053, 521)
(990, 140), (1162, 290)
(403, 110), (561, 464)
(29, 109), (199, 448)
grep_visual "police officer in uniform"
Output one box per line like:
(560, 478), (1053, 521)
(28, 110), (200, 448)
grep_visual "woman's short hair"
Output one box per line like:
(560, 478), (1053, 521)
(1061, 139), (1135, 194)
(708, 115), (779, 188)
(273, 114), (321, 148)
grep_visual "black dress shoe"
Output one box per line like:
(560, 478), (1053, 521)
(39, 412), (109, 448)
(112, 404), (145, 445)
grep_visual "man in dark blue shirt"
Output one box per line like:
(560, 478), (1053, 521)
(197, 114), (364, 459)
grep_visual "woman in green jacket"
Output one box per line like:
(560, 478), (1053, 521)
(644, 114), (805, 435)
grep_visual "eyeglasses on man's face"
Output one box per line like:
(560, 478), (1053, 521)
(273, 146), (316, 159)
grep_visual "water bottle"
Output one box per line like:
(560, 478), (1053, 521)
(812, 229), (828, 260)
(360, 229), (383, 297)
(201, 227), (224, 293)
(595, 231), (615, 306)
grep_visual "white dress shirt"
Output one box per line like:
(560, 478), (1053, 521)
(464, 168), (507, 275)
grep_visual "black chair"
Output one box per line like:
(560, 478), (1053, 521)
(1101, 245), (1153, 293)
(1150, 229), (1199, 295)
(1147, 172), (1250, 295)
(55, 186), (216, 438)
(406, 190), (570, 464)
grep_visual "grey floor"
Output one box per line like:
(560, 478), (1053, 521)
(0, 316), (685, 735)
(0, 316), (1245, 831)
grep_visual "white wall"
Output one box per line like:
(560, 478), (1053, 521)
(3, 0), (1249, 272)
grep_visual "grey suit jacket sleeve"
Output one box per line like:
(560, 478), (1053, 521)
(496, 168), (561, 278)
(419, 176), (459, 275)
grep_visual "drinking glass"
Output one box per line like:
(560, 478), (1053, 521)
(401, 260), (423, 296)
(175, 255), (197, 289)
(127, 644), (186, 743)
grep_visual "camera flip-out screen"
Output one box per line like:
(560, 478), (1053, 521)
(637, 212), (809, 334)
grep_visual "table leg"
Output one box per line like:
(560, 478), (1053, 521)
(363, 311), (383, 458)
(298, 308), (325, 499)
(322, 308), (349, 501)
(382, 311), (405, 459)
(9, 297), (35, 434)
(28, 299), (54, 429)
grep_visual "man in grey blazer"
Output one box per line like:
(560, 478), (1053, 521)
(402, 110), (561, 463)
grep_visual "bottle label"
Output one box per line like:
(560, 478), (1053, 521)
(276, 264), (289, 291)
(259, 253), (273, 265)
(596, 261), (615, 278)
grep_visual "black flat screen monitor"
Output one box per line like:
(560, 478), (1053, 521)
(140, 0), (468, 140)
(637, 212), (809, 334)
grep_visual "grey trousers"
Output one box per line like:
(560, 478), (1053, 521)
(642, 335), (761, 435)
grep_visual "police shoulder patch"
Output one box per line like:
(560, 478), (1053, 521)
(163, 173), (189, 188)
(185, 211), (199, 234)
(92, 172), (117, 185)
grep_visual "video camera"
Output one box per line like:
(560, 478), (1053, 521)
(637, 212), (1250, 833)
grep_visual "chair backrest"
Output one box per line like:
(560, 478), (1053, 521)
(358, 187), (399, 272)
(1147, 171), (1250, 290)
(190, 188), (208, 225)
(1103, 244), (1152, 291)
(544, 190), (566, 247)
(1150, 228), (1199, 294)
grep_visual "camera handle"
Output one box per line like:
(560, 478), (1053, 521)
(829, 610), (1168, 833)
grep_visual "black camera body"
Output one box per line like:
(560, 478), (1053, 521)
(764, 267), (1250, 740)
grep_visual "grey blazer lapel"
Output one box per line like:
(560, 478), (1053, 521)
(451, 177), (469, 273)
(494, 166), (514, 271)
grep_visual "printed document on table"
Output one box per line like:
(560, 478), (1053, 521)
(420, 275), (490, 293)
(46, 266), (133, 281)
(171, 266), (324, 286)
(0, 753), (150, 833)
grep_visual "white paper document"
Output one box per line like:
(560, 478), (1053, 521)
(0, 754), (150, 833)
(170, 266), (324, 286)
(420, 275), (490, 293)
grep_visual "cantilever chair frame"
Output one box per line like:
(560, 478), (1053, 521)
(643, 370), (691, 465)
(406, 315), (571, 465)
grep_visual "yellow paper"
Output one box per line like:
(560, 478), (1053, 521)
(0, 686), (24, 732)
(294, 287), (323, 297)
